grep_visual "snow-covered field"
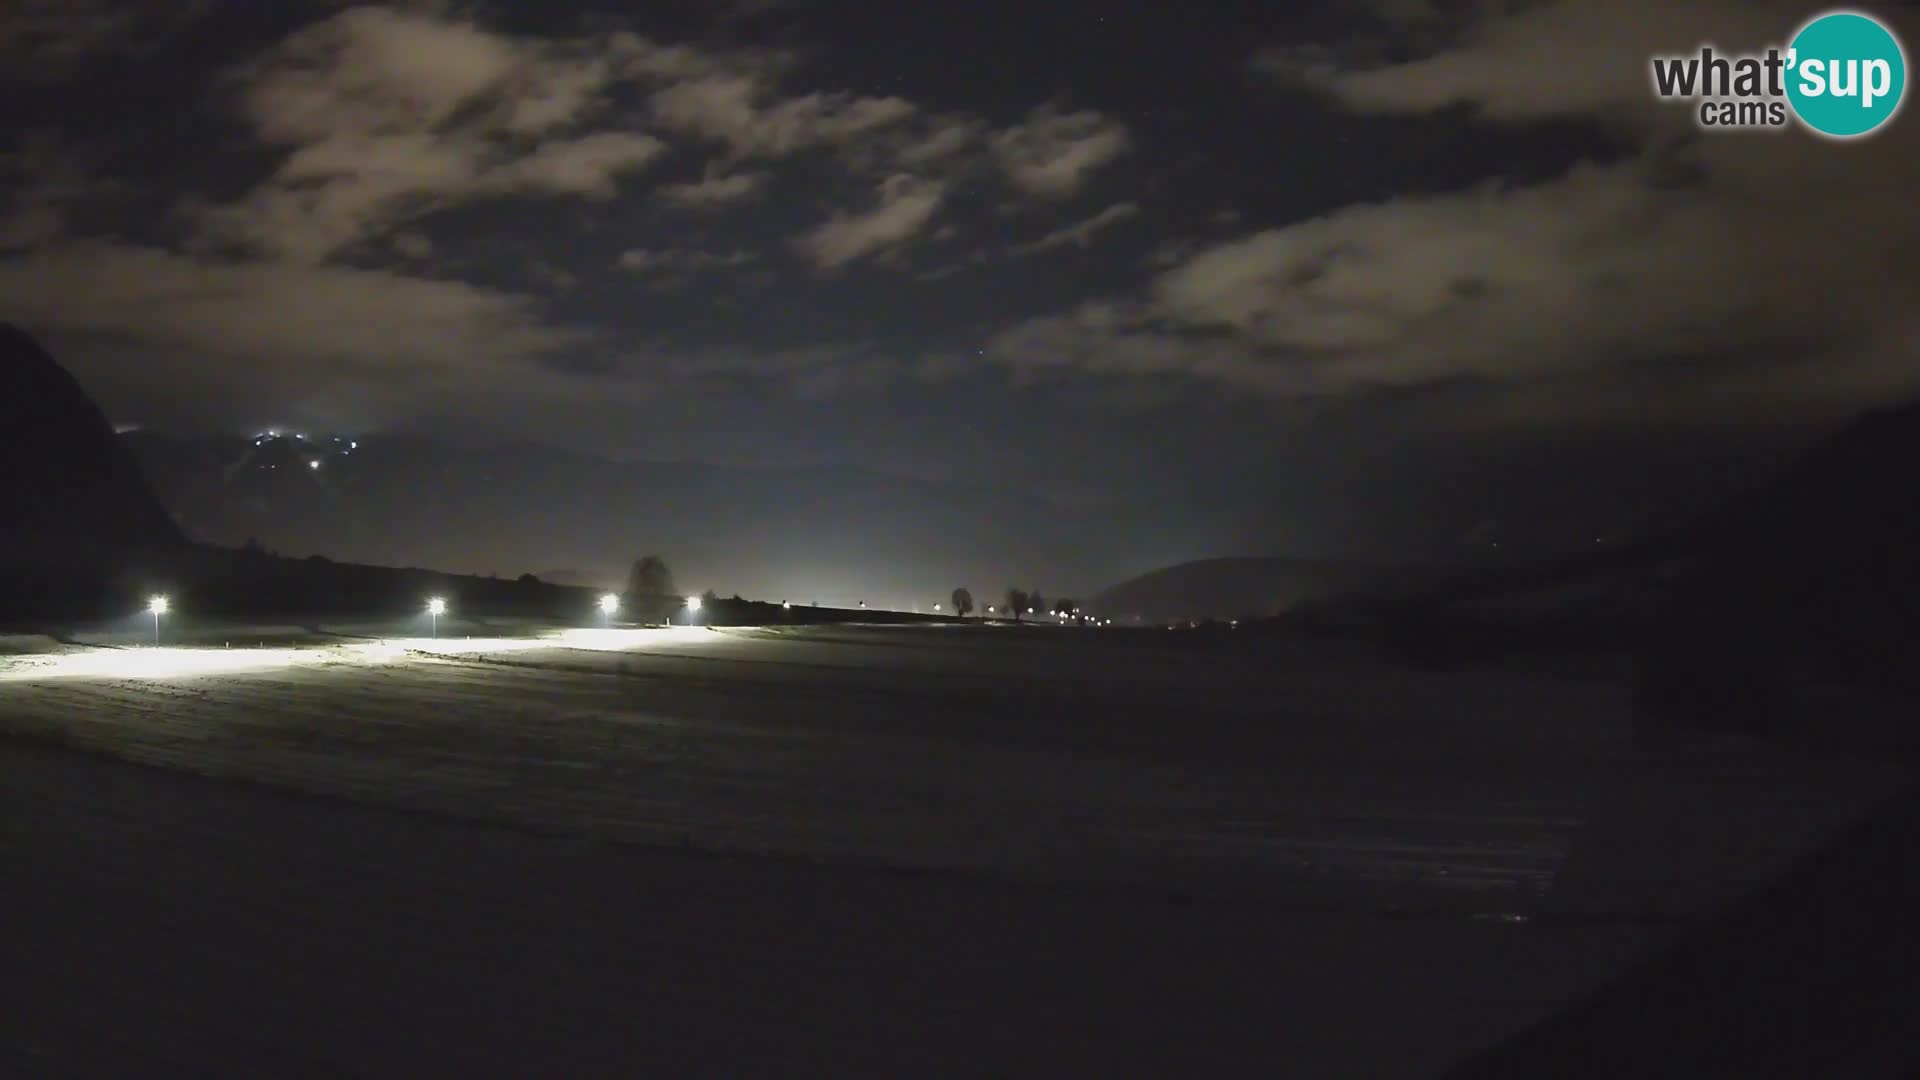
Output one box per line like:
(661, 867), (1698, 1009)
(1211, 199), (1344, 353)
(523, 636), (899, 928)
(1, 623), (1908, 1075)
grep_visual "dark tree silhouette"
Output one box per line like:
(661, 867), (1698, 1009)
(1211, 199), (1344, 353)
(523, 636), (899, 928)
(626, 555), (676, 598)
(1029, 591), (1046, 616)
(1006, 588), (1029, 622)
(1053, 597), (1079, 618)
(626, 555), (677, 623)
(951, 587), (974, 618)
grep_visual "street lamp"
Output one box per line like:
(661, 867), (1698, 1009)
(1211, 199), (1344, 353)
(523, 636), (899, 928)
(148, 595), (169, 645)
(599, 592), (619, 628)
(427, 596), (446, 637)
(685, 595), (702, 625)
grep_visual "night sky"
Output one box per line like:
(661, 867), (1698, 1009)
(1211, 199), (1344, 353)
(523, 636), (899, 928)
(4, 0), (1918, 585)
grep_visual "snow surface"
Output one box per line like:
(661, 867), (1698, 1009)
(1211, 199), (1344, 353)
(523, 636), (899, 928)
(1, 623), (1908, 1075)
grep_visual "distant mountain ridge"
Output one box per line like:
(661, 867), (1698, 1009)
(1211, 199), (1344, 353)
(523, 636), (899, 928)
(119, 430), (1134, 604)
(1090, 556), (1438, 622)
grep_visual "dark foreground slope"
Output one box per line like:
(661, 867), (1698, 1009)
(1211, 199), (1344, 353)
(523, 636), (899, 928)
(0, 322), (182, 560)
(1637, 398), (1920, 731)
(1451, 779), (1920, 1079)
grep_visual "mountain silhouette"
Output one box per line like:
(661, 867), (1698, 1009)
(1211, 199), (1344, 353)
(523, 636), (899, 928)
(1641, 397), (1920, 730)
(0, 323), (182, 563)
(1090, 556), (1434, 623)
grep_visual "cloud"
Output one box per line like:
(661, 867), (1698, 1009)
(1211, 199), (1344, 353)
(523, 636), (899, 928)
(1262, 0), (1796, 124)
(0, 139), (107, 250)
(795, 174), (946, 269)
(895, 120), (980, 166)
(1009, 202), (1140, 257)
(981, 0), (1920, 422)
(989, 106), (1131, 198)
(617, 247), (757, 272)
(649, 72), (915, 158)
(391, 230), (432, 259)
(656, 164), (769, 208)
(200, 8), (674, 261)
(492, 132), (668, 198)
(987, 302), (1302, 391)
(0, 240), (585, 378)
(0, 0), (208, 78)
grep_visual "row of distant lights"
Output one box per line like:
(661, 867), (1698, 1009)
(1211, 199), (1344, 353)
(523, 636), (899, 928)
(143, 592), (1108, 639)
(143, 593), (706, 629)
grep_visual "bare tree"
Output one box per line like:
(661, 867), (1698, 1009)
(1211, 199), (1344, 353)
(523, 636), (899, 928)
(1029, 590), (1046, 617)
(1006, 588), (1029, 622)
(951, 587), (974, 618)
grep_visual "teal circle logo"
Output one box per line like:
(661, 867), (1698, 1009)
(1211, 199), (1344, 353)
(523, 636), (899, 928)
(1786, 10), (1907, 138)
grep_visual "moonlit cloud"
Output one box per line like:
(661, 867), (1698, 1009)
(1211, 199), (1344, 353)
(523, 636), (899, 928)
(1009, 202), (1140, 256)
(0, 240), (585, 373)
(617, 248), (758, 272)
(795, 174), (946, 269)
(989, 105), (1131, 198)
(198, 8), (672, 261)
(649, 72), (916, 158)
(656, 165), (769, 208)
(983, 0), (1920, 424)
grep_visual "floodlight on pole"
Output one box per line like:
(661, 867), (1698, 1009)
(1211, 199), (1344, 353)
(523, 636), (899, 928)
(685, 595), (702, 625)
(148, 595), (169, 645)
(427, 596), (447, 637)
(599, 593), (619, 627)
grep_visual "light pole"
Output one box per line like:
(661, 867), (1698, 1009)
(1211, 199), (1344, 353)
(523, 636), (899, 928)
(427, 596), (446, 638)
(599, 593), (619, 629)
(148, 595), (169, 646)
(685, 594), (702, 626)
